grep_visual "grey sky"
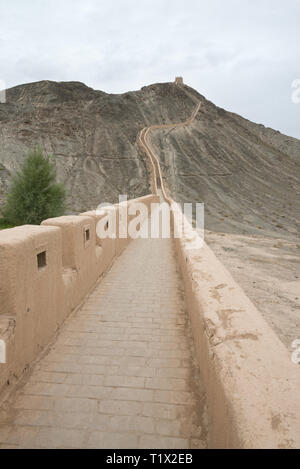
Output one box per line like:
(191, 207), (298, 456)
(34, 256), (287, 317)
(0, 0), (299, 138)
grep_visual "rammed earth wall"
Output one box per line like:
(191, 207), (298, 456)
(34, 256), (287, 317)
(0, 194), (159, 395)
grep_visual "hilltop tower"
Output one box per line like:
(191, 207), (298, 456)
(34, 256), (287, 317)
(175, 76), (184, 85)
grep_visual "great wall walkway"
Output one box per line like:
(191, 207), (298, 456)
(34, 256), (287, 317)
(0, 234), (208, 449)
(2, 82), (298, 449)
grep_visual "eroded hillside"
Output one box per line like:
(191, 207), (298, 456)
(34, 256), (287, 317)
(0, 80), (194, 212)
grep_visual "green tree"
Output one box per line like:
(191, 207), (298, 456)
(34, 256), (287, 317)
(3, 148), (65, 226)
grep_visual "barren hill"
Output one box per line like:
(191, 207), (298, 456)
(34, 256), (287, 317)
(0, 80), (194, 212)
(0, 80), (299, 347)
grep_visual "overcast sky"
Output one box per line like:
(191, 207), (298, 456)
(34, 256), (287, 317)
(0, 0), (299, 138)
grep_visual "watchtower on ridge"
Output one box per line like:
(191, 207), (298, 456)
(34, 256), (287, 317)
(175, 77), (184, 85)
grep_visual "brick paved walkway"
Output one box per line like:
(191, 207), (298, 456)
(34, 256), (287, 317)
(0, 236), (208, 449)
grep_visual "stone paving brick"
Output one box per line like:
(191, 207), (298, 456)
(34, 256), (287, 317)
(111, 387), (154, 402)
(14, 409), (93, 429)
(139, 435), (189, 449)
(155, 367), (191, 379)
(104, 375), (145, 389)
(66, 385), (113, 400)
(156, 418), (184, 437)
(0, 425), (40, 447)
(43, 362), (84, 373)
(142, 402), (190, 420)
(0, 444), (21, 449)
(154, 390), (196, 405)
(30, 371), (68, 384)
(14, 395), (56, 411)
(87, 431), (138, 449)
(21, 382), (70, 397)
(145, 377), (189, 391)
(37, 427), (87, 449)
(108, 415), (156, 434)
(0, 237), (207, 449)
(115, 366), (156, 378)
(54, 397), (98, 413)
(98, 400), (143, 416)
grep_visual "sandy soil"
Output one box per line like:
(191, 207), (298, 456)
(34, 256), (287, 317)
(206, 230), (300, 350)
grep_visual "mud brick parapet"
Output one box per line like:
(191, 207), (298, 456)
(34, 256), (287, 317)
(0, 194), (159, 394)
(170, 203), (300, 449)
